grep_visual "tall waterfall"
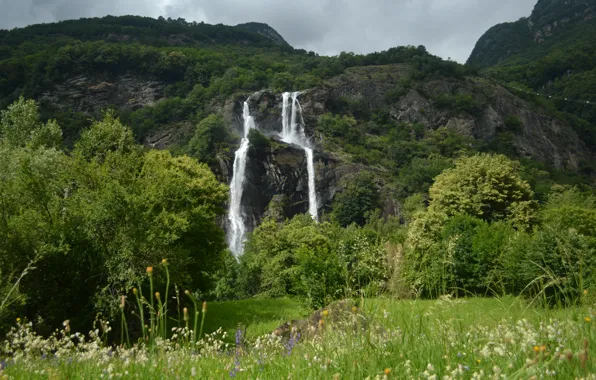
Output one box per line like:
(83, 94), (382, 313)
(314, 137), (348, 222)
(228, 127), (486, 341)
(227, 101), (256, 257)
(280, 92), (318, 221)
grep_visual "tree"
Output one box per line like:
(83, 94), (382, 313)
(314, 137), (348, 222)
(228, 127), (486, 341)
(74, 110), (137, 161)
(0, 97), (62, 149)
(428, 154), (536, 229)
(333, 171), (380, 227)
(187, 114), (230, 163)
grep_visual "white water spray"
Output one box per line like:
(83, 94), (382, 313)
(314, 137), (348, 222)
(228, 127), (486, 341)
(227, 101), (256, 257)
(280, 91), (318, 221)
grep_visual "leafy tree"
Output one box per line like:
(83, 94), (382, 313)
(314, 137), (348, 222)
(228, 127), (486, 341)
(74, 110), (137, 161)
(239, 215), (343, 308)
(0, 96), (62, 149)
(429, 154), (536, 229)
(187, 114), (231, 163)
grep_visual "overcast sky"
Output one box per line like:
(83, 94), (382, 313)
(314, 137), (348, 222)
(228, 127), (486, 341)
(0, 0), (537, 63)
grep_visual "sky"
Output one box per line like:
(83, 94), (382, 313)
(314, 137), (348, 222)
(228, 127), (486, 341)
(0, 0), (538, 63)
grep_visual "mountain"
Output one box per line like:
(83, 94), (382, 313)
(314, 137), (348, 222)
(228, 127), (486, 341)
(468, 0), (596, 67)
(467, 0), (596, 140)
(236, 22), (290, 46)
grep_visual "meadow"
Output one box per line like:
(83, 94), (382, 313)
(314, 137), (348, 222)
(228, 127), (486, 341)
(1, 294), (594, 379)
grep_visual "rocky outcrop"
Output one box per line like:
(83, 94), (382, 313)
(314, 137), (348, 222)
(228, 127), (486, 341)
(40, 73), (166, 113)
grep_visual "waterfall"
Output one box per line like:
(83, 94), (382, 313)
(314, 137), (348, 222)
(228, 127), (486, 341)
(280, 91), (318, 221)
(227, 101), (255, 257)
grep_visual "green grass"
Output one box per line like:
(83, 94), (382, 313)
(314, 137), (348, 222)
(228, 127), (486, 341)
(201, 298), (310, 340)
(2, 296), (595, 379)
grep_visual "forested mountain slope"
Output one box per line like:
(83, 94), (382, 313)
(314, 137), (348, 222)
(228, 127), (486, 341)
(468, 0), (596, 128)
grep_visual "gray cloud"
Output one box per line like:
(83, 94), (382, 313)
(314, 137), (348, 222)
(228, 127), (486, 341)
(0, 0), (537, 62)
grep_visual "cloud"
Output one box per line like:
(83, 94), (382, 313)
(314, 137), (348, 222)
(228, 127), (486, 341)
(0, 0), (537, 62)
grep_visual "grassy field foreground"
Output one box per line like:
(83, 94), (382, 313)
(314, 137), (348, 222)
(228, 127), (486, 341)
(1, 296), (595, 379)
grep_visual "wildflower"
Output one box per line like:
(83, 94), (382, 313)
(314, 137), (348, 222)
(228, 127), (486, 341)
(202, 301), (207, 313)
(584, 289), (589, 296)
(533, 346), (540, 353)
(384, 368), (391, 375)
(146, 266), (153, 275)
(476, 359), (481, 364)
(319, 319), (325, 327)
(183, 308), (189, 322)
(161, 258), (168, 265)
(322, 310), (329, 317)
(155, 292), (161, 300)
(352, 306), (358, 313)
(191, 367), (196, 377)
(16, 317), (20, 323)
(132, 288), (138, 295)
(585, 316), (591, 323)
(120, 295), (126, 309)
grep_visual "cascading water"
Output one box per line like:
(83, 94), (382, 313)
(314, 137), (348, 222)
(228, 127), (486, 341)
(227, 101), (256, 257)
(280, 91), (318, 221)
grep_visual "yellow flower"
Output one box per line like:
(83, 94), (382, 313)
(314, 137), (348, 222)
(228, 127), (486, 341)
(146, 266), (153, 275)
(352, 306), (358, 313)
(533, 346), (540, 353)
(584, 289), (589, 296)
(161, 258), (168, 265)
(319, 319), (325, 327)
(585, 316), (591, 323)
(476, 359), (481, 364)
(155, 292), (161, 300)
(322, 310), (329, 317)
(16, 317), (20, 323)
(384, 368), (391, 375)
(183, 307), (189, 321)
(132, 288), (138, 295)
(540, 345), (547, 352)
(202, 301), (207, 313)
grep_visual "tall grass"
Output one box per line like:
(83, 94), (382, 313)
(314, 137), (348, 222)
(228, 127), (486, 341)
(1, 260), (595, 379)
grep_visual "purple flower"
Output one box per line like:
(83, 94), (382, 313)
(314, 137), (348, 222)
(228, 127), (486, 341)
(235, 328), (243, 347)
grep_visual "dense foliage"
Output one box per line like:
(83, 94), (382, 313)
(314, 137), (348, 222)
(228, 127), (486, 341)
(0, 97), (228, 333)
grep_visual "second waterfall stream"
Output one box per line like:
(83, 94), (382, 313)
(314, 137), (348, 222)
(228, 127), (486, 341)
(281, 92), (318, 222)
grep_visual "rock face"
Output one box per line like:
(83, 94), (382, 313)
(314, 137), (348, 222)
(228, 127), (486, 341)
(223, 72), (575, 240)
(40, 73), (166, 113)
(217, 64), (588, 234)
